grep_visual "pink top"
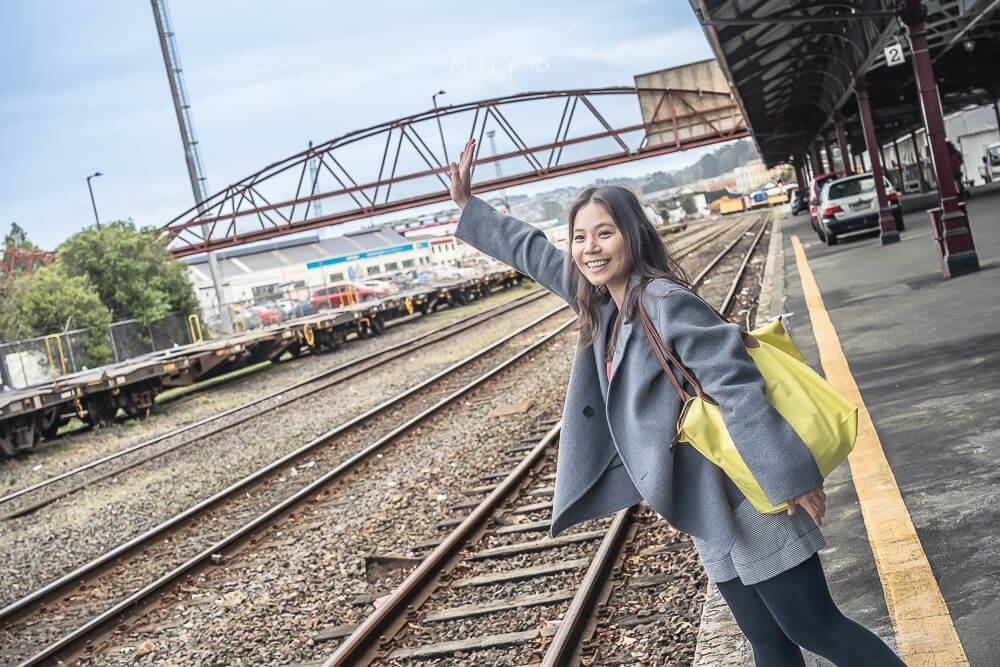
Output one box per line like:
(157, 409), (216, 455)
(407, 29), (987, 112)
(606, 360), (612, 380)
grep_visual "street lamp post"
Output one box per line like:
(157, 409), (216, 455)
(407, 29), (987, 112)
(86, 171), (103, 230)
(486, 130), (510, 212)
(432, 90), (449, 166)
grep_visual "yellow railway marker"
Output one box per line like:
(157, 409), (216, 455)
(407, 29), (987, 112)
(791, 235), (968, 665)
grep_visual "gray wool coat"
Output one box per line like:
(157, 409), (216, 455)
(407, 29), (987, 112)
(456, 196), (823, 552)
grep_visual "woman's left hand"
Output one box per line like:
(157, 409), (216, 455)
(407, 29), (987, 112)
(787, 485), (826, 527)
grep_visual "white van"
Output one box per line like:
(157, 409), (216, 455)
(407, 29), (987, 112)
(983, 142), (1000, 182)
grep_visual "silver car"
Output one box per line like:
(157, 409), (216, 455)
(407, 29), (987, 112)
(817, 173), (904, 246)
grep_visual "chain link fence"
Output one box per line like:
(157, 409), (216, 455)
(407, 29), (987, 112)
(1, 261), (511, 390)
(1, 311), (200, 390)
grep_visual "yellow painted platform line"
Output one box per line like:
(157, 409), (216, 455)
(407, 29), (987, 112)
(791, 235), (967, 665)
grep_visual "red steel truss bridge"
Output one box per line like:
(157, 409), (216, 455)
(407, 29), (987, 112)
(1, 248), (56, 281)
(161, 83), (747, 257)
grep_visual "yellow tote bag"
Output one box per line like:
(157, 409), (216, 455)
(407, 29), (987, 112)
(638, 301), (858, 514)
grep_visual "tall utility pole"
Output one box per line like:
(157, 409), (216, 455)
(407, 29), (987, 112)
(151, 0), (232, 332)
(308, 140), (322, 217)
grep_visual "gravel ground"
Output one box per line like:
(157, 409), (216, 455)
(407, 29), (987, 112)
(0, 283), (540, 494)
(76, 320), (581, 666)
(0, 289), (563, 611)
(5, 218), (770, 665)
(588, 506), (707, 666)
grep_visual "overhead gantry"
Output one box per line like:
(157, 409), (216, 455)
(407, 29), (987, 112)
(160, 81), (749, 258)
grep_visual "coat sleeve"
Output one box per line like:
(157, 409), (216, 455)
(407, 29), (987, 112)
(652, 283), (823, 505)
(456, 196), (577, 309)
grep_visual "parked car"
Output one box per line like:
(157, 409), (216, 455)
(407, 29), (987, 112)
(251, 304), (282, 326)
(310, 281), (390, 311)
(789, 187), (808, 214)
(816, 173), (904, 246)
(276, 299), (311, 320)
(808, 171), (848, 232)
(230, 305), (262, 330)
(359, 278), (398, 295)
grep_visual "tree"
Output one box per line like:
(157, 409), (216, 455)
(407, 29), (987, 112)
(677, 194), (699, 215)
(57, 220), (198, 328)
(4, 222), (36, 252)
(16, 264), (112, 367)
(2, 222), (42, 280)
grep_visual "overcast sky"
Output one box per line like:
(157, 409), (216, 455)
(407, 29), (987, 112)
(0, 1), (722, 250)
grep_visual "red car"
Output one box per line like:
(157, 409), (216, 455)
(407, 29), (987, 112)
(251, 304), (281, 325)
(310, 281), (389, 311)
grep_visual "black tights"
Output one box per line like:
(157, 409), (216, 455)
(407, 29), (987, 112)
(715, 554), (906, 666)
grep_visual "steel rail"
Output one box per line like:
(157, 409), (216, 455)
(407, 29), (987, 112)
(673, 214), (754, 258)
(323, 214), (774, 665)
(12, 314), (577, 666)
(1, 303), (568, 628)
(541, 507), (636, 667)
(720, 214), (771, 317)
(323, 422), (565, 666)
(0, 288), (547, 507)
(8, 213), (767, 663)
(690, 212), (769, 287)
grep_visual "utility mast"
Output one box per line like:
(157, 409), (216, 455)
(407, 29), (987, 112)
(151, 0), (232, 331)
(308, 141), (322, 217)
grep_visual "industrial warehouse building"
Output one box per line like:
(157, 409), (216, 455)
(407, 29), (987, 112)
(183, 210), (490, 316)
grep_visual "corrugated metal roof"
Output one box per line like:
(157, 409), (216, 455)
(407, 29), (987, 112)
(691, 1), (1000, 165)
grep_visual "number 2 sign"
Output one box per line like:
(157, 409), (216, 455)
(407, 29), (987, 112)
(884, 42), (906, 67)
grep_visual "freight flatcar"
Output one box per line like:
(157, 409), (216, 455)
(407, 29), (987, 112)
(0, 269), (522, 456)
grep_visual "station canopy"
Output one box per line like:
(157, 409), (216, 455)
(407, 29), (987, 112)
(691, 0), (1000, 165)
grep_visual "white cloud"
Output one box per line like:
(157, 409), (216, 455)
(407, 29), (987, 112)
(0, 2), (717, 250)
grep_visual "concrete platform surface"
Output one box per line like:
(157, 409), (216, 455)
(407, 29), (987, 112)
(694, 185), (999, 666)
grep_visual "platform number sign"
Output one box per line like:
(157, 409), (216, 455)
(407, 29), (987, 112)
(884, 42), (906, 67)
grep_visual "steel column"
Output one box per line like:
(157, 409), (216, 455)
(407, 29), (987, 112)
(823, 135), (836, 173)
(794, 156), (807, 190)
(810, 142), (824, 175)
(993, 99), (1000, 150)
(892, 139), (905, 192)
(911, 130), (929, 191)
(835, 119), (851, 173)
(902, 3), (979, 277)
(856, 81), (900, 244)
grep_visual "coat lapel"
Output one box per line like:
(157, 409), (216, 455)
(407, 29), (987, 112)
(593, 295), (617, 398)
(608, 272), (645, 390)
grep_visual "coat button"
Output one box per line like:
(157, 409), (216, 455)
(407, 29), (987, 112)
(582, 406), (594, 417)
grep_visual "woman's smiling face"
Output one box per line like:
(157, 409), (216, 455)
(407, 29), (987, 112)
(571, 201), (631, 295)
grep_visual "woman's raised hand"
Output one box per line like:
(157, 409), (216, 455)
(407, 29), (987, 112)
(787, 484), (826, 527)
(448, 138), (475, 209)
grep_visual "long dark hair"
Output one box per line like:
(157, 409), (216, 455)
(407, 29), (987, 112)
(566, 185), (690, 347)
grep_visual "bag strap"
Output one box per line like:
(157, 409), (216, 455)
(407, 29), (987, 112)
(636, 286), (716, 405)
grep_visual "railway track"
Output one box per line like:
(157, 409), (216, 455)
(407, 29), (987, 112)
(1, 302), (579, 666)
(314, 213), (773, 666)
(1, 211), (770, 666)
(0, 289), (553, 516)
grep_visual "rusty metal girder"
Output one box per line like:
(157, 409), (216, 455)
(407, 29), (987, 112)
(1, 248), (55, 280)
(160, 87), (747, 257)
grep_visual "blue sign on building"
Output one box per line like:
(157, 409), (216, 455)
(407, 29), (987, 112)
(306, 241), (430, 270)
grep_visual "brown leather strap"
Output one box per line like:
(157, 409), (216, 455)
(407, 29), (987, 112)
(637, 278), (717, 405)
(637, 302), (688, 401)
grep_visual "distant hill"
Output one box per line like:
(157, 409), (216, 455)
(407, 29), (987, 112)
(510, 138), (760, 222)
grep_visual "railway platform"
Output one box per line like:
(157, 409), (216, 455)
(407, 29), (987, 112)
(695, 186), (1000, 664)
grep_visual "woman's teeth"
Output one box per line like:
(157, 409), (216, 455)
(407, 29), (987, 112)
(586, 259), (610, 269)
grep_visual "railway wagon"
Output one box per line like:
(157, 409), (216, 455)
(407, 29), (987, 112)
(718, 196), (746, 215)
(747, 190), (770, 210)
(0, 269), (522, 456)
(765, 185), (790, 206)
